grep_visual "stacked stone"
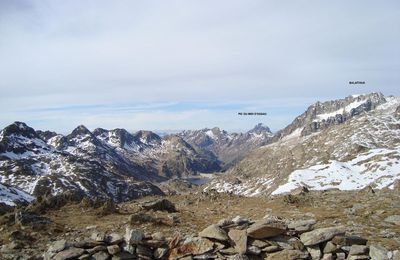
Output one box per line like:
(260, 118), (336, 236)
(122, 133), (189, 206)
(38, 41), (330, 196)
(43, 215), (398, 260)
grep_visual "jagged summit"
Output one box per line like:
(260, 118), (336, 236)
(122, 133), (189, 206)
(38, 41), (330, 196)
(248, 123), (272, 134)
(134, 130), (162, 145)
(1, 121), (38, 139)
(274, 92), (387, 140)
(69, 124), (92, 137)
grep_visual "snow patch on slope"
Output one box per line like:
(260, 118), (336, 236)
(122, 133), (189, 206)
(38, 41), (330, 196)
(272, 147), (400, 195)
(0, 183), (34, 206)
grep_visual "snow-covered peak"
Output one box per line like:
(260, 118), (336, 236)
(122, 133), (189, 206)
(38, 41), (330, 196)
(1, 121), (39, 139)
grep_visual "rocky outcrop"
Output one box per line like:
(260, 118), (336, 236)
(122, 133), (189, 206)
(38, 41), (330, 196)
(37, 215), (395, 260)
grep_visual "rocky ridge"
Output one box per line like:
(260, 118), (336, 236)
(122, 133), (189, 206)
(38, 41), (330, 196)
(0, 122), (221, 204)
(35, 213), (398, 260)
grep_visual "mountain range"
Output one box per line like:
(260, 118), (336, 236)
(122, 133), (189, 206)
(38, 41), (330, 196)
(1, 92), (399, 205)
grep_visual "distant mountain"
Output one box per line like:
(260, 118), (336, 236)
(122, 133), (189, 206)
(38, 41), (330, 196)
(0, 122), (221, 203)
(178, 123), (274, 169)
(205, 93), (400, 196)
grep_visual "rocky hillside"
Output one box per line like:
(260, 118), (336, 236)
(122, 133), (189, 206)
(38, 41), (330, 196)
(273, 92), (387, 140)
(178, 124), (274, 169)
(0, 122), (220, 204)
(206, 93), (400, 196)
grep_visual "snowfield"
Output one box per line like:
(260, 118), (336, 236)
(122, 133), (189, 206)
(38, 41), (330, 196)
(272, 147), (400, 195)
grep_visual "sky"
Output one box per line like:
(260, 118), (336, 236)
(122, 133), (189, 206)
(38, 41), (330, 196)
(0, 0), (399, 133)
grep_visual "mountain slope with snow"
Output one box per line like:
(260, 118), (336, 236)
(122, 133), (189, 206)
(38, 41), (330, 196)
(205, 94), (400, 196)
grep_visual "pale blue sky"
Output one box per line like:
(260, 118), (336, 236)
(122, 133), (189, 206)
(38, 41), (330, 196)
(0, 1), (399, 133)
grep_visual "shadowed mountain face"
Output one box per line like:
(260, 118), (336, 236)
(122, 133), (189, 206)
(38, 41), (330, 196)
(206, 93), (400, 196)
(0, 122), (222, 203)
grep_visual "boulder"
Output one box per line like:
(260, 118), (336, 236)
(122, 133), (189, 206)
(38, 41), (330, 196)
(300, 226), (345, 246)
(306, 245), (321, 259)
(125, 227), (144, 244)
(369, 245), (389, 260)
(247, 218), (287, 239)
(54, 247), (85, 260)
(331, 235), (367, 246)
(106, 233), (124, 245)
(228, 229), (247, 254)
(349, 245), (368, 256)
(169, 237), (214, 259)
(287, 219), (316, 233)
(140, 198), (177, 212)
(199, 224), (229, 241)
(107, 244), (121, 255)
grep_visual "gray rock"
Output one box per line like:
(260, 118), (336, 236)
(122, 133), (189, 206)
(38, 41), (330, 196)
(54, 247), (85, 260)
(91, 231), (106, 242)
(249, 239), (269, 248)
(306, 245), (321, 260)
(184, 237), (214, 255)
(265, 249), (309, 259)
(232, 216), (250, 225)
(48, 239), (68, 254)
(107, 244), (121, 255)
(369, 245), (389, 260)
(92, 251), (110, 260)
(247, 218), (287, 239)
(246, 246), (261, 255)
(346, 256), (369, 260)
(217, 218), (234, 227)
(321, 253), (333, 260)
(262, 245), (280, 253)
(384, 215), (400, 225)
(331, 235), (367, 246)
(323, 241), (337, 254)
(107, 233), (124, 245)
(199, 224), (229, 241)
(123, 244), (136, 254)
(288, 219), (316, 233)
(78, 254), (91, 260)
(125, 227), (144, 244)
(336, 252), (346, 260)
(140, 198), (177, 212)
(228, 229), (247, 254)
(300, 226), (345, 246)
(154, 247), (169, 259)
(349, 245), (368, 256)
(152, 232), (166, 241)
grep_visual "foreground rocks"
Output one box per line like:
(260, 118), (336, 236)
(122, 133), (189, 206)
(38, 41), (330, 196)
(38, 215), (397, 260)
